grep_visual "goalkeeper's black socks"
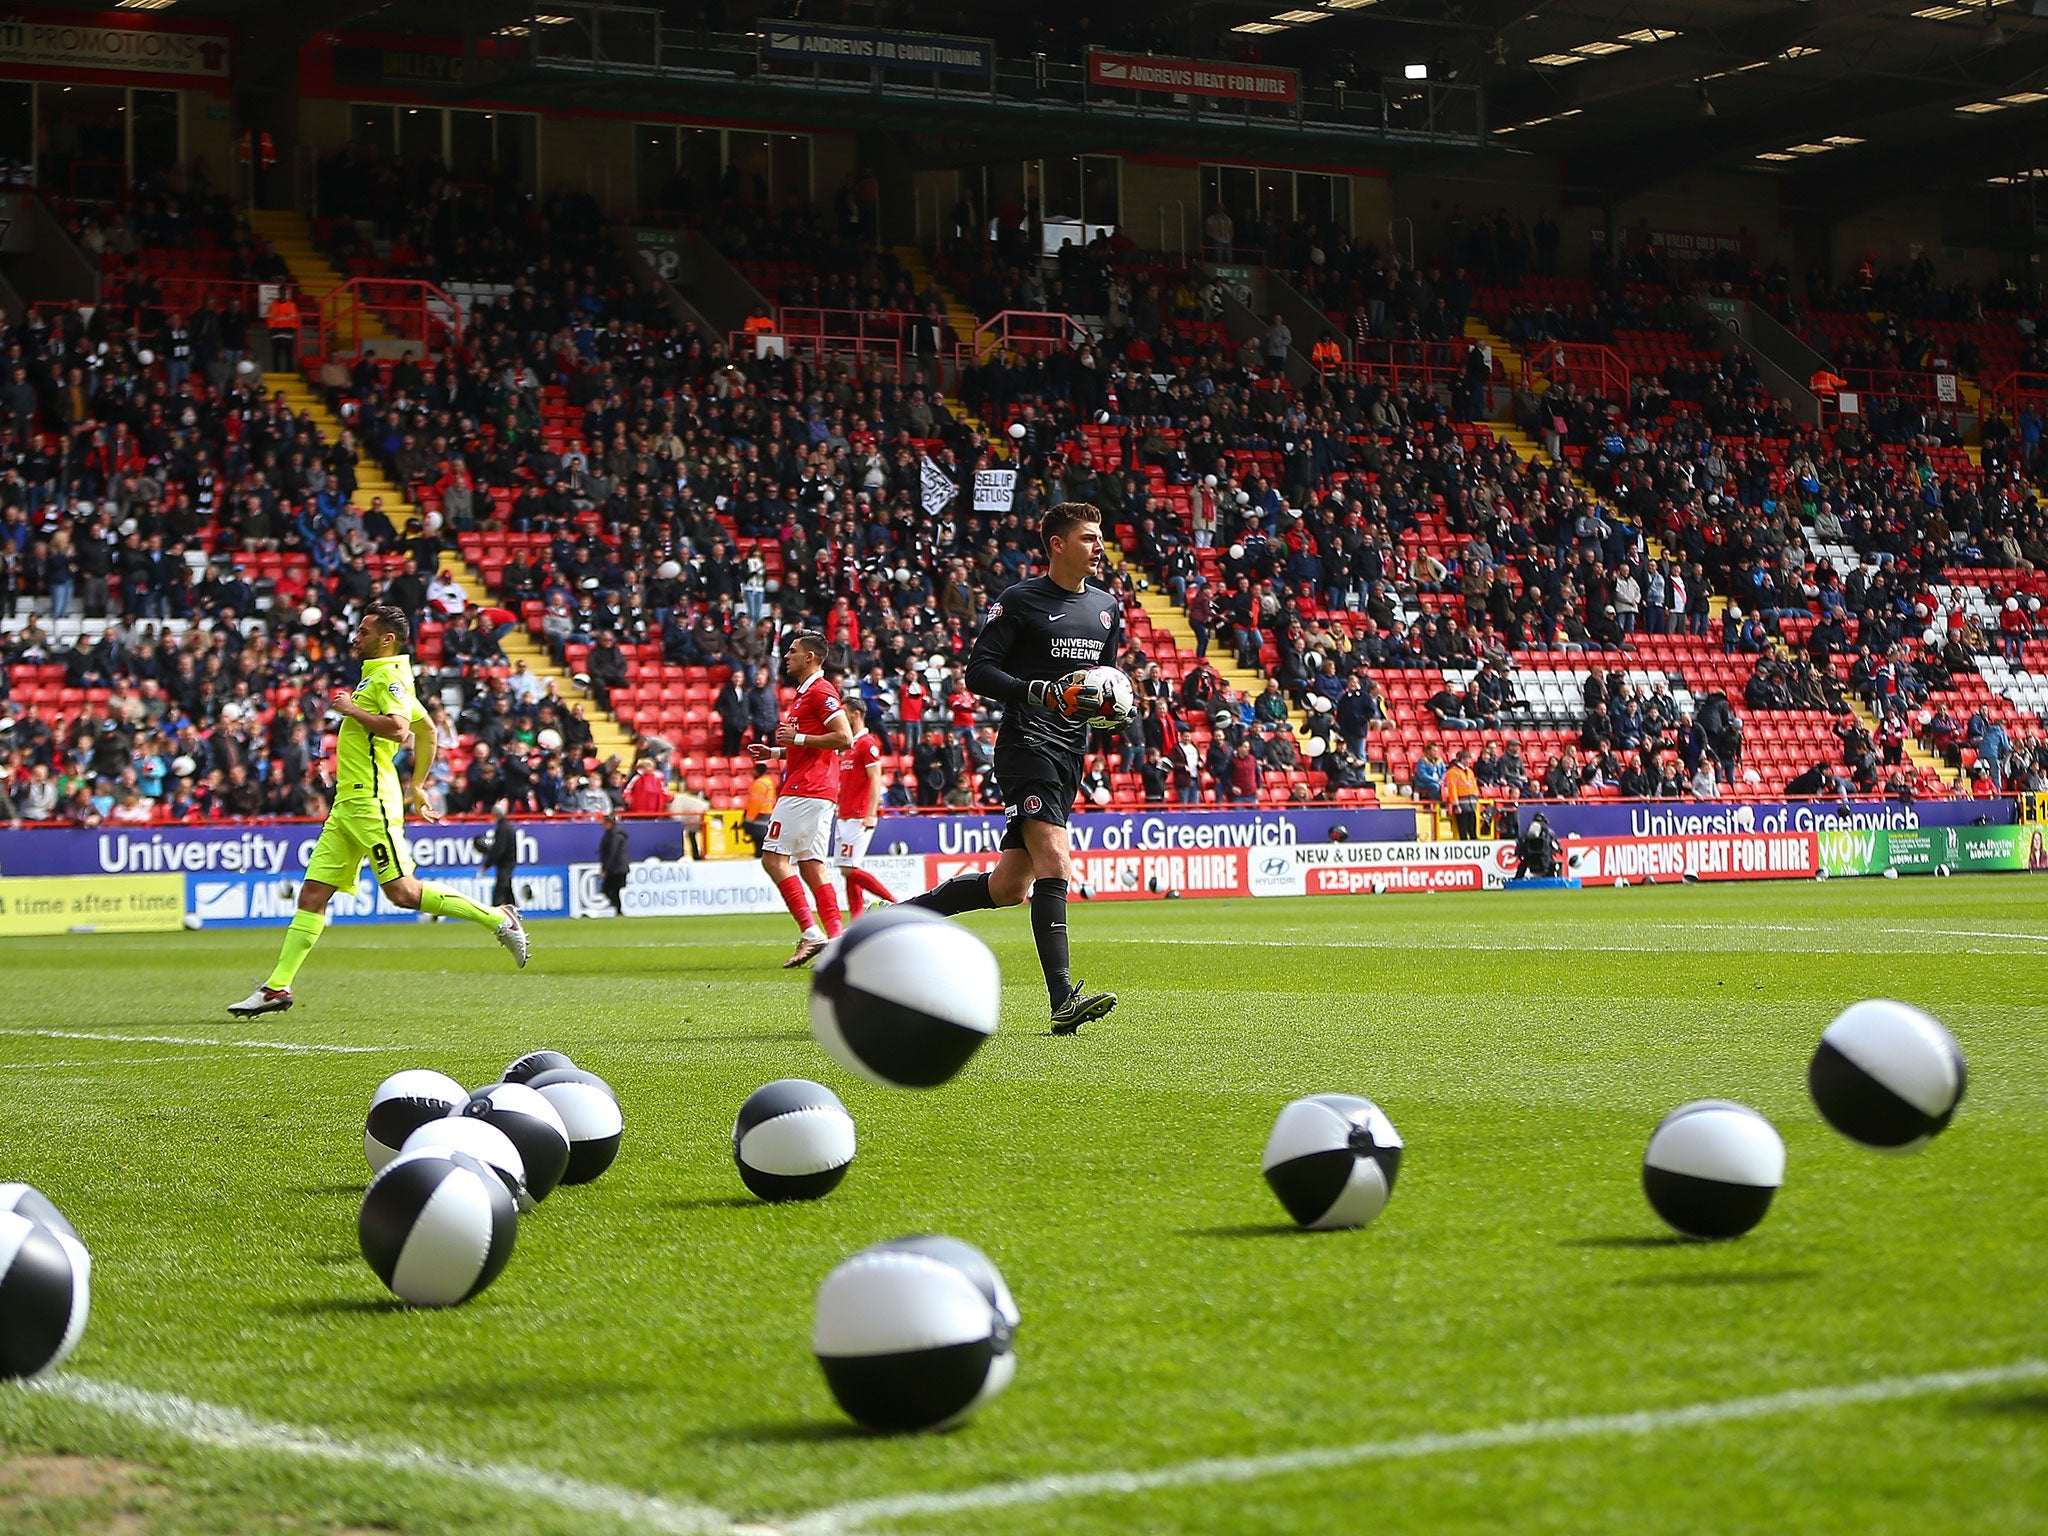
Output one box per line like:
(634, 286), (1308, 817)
(908, 871), (996, 917)
(1030, 877), (1073, 1009)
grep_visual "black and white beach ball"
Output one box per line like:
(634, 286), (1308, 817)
(1642, 1100), (1785, 1240)
(364, 1069), (468, 1173)
(813, 1235), (1018, 1432)
(503, 1050), (577, 1086)
(462, 1083), (571, 1202)
(1809, 1000), (1966, 1152)
(810, 907), (1000, 1088)
(0, 1210), (90, 1380)
(401, 1116), (529, 1211)
(358, 1149), (517, 1308)
(529, 1072), (624, 1186)
(525, 1066), (618, 1101)
(0, 1184), (80, 1244)
(1262, 1094), (1405, 1230)
(733, 1080), (856, 1202)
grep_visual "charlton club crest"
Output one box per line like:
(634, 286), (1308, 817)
(1100, 608), (1112, 628)
(1024, 795), (1044, 815)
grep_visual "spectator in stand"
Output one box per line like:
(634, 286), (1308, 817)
(746, 665), (780, 748)
(1227, 739), (1262, 804)
(1441, 749), (1480, 838)
(740, 761), (778, 854)
(597, 811), (631, 916)
(475, 803), (519, 910)
(1412, 741), (1448, 802)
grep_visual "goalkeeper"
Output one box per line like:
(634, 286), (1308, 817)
(906, 505), (1122, 1033)
(228, 602), (529, 1017)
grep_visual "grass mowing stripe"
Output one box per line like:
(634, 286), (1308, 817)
(783, 1359), (2048, 1535)
(21, 1375), (741, 1536)
(0, 1027), (393, 1054)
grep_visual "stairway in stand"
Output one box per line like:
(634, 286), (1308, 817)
(896, 244), (984, 361)
(258, 371), (632, 766)
(905, 243), (1407, 814)
(1469, 314), (1721, 617)
(1843, 694), (1957, 790)
(1104, 550), (1412, 821)
(247, 210), (393, 345)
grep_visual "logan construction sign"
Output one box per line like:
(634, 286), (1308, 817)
(1088, 49), (1298, 105)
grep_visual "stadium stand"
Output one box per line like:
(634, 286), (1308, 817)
(7, 139), (2048, 834)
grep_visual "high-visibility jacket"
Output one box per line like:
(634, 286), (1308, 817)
(266, 297), (300, 332)
(1440, 764), (1479, 805)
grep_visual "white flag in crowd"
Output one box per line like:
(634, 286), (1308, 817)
(973, 468), (1017, 512)
(920, 456), (958, 516)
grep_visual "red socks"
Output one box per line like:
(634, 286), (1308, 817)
(846, 868), (897, 909)
(777, 875), (818, 935)
(813, 881), (843, 939)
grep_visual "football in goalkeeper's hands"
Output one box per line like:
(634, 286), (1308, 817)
(1063, 666), (1138, 731)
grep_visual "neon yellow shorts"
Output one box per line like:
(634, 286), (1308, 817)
(304, 799), (414, 890)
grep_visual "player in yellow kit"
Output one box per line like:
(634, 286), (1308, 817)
(227, 602), (529, 1016)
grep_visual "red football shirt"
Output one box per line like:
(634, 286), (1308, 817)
(837, 729), (882, 819)
(780, 671), (846, 800)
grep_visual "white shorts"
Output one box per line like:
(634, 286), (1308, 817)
(833, 818), (874, 869)
(762, 795), (835, 863)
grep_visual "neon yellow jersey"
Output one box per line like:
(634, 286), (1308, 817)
(336, 653), (427, 805)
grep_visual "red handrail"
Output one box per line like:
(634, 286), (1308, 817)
(315, 278), (461, 362)
(972, 309), (1091, 359)
(1519, 340), (1633, 404)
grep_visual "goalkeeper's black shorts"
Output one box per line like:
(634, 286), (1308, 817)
(995, 750), (1079, 847)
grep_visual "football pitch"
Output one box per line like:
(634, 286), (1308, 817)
(0, 881), (2043, 1535)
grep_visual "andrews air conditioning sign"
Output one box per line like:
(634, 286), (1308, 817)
(761, 23), (991, 78)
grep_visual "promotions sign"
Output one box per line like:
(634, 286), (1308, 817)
(762, 23), (992, 77)
(1560, 832), (1819, 887)
(0, 9), (231, 87)
(1087, 48), (1298, 105)
(972, 469), (1016, 512)
(0, 875), (184, 935)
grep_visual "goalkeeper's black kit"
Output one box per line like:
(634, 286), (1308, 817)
(964, 574), (1123, 836)
(909, 572), (1124, 1025)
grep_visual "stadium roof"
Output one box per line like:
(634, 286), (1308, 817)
(49, 0), (2048, 208)
(1207, 0), (2048, 209)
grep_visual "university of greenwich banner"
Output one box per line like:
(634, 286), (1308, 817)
(1517, 797), (2016, 841)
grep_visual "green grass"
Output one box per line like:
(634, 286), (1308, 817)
(0, 882), (2044, 1535)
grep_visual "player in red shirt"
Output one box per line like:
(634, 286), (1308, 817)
(833, 698), (897, 917)
(747, 631), (853, 967)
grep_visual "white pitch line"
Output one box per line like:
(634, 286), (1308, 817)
(1143, 937), (1873, 955)
(1884, 927), (2048, 943)
(782, 1358), (2048, 1535)
(0, 1028), (390, 1055)
(19, 1376), (737, 1536)
(0, 1056), (217, 1071)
